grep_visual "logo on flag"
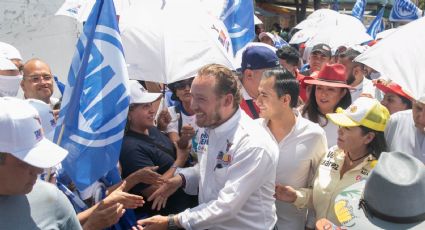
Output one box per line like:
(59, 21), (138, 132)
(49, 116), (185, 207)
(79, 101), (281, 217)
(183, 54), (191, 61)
(389, 0), (423, 21)
(220, 0), (255, 55)
(367, 7), (385, 39)
(352, 0), (367, 21)
(55, 0), (129, 190)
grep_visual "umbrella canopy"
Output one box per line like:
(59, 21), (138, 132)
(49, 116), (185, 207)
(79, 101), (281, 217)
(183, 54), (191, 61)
(305, 25), (372, 51)
(295, 9), (339, 30)
(376, 28), (399, 40)
(119, 0), (235, 84)
(355, 17), (425, 99)
(289, 27), (319, 44)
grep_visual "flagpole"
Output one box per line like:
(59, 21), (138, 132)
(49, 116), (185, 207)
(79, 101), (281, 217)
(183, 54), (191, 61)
(45, 124), (66, 182)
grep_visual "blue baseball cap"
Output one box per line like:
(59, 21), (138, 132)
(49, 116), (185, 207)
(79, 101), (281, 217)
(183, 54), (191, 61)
(241, 46), (280, 72)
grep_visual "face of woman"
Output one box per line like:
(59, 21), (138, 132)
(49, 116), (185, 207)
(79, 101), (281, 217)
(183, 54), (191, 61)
(176, 84), (192, 104)
(315, 85), (347, 114)
(128, 103), (156, 132)
(337, 126), (373, 153)
(380, 93), (410, 114)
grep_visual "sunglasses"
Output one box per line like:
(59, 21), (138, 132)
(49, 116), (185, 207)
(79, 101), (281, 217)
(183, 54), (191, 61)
(172, 79), (193, 90)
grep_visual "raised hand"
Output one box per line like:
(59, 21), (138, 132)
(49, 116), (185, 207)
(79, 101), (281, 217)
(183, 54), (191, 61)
(148, 175), (182, 211)
(83, 202), (125, 230)
(157, 110), (172, 131)
(128, 166), (165, 186)
(275, 184), (297, 203)
(104, 181), (145, 209)
(177, 125), (195, 149)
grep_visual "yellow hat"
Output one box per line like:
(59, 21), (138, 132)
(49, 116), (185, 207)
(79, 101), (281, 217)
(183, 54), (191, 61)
(326, 97), (390, 132)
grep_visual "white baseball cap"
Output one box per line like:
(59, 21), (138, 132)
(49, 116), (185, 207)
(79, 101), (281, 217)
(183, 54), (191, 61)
(0, 42), (22, 60)
(129, 80), (161, 104)
(0, 56), (17, 71)
(0, 97), (67, 168)
(26, 99), (57, 141)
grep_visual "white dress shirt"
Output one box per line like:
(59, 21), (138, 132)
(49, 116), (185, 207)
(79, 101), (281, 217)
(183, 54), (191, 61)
(259, 112), (328, 230)
(178, 108), (279, 230)
(385, 110), (425, 163)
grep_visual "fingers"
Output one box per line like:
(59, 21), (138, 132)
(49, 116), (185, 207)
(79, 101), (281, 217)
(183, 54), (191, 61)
(116, 180), (127, 192)
(151, 196), (167, 211)
(147, 166), (159, 171)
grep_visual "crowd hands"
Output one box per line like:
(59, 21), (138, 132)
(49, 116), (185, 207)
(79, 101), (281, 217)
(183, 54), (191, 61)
(1, 34), (425, 230)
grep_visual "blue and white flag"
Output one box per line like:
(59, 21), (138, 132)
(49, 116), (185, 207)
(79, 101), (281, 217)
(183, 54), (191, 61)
(332, 0), (339, 12)
(352, 0), (367, 21)
(220, 0), (255, 55)
(367, 7), (385, 39)
(389, 0), (423, 21)
(55, 0), (129, 190)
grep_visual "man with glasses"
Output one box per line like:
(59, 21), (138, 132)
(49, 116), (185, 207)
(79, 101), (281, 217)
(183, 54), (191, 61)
(20, 58), (59, 108)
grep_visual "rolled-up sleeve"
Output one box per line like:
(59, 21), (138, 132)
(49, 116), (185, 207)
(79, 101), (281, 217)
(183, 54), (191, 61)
(178, 147), (275, 230)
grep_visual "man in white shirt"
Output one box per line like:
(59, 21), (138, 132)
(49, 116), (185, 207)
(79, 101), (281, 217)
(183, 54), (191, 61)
(20, 58), (59, 108)
(338, 49), (377, 101)
(256, 68), (328, 229)
(137, 64), (279, 230)
(385, 95), (425, 163)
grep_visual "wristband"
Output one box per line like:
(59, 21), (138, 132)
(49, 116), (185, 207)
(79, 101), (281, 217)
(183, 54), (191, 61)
(178, 173), (186, 189)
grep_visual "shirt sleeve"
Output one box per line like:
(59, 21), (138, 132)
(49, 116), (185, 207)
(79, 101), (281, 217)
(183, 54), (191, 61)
(293, 188), (313, 209)
(177, 164), (200, 196)
(55, 187), (83, 230)
(178, 147), (275, 230)
(166, 106), (179, 133)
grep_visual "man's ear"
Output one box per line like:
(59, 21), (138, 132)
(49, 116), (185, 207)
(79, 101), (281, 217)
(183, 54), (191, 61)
(223, 94), (234, 107)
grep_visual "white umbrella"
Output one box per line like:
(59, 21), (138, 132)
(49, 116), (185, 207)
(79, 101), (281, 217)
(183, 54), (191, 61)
(295, 9), (339, 30)
(376, 28), (398, 40)
(119, 0), (235, 84)
(355, 17), (425, 99)
(305, 25), (372, 51)
(289, 27), (319, 44)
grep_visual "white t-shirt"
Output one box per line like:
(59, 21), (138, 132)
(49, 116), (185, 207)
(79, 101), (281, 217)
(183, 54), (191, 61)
(259, 112), (328, 230)
(302, 111), (338, 148)
(385, 110), (425, 163)
(350, 77), (377, 101)
(166, 105), (198, 134)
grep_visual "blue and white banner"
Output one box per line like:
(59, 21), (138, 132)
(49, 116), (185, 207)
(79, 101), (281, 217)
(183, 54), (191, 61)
(220, 0), (255, 55)
(389, 0), (423, 21)
(55, 0), (129, 190)
(367, 7), (385, 39)
(352, 0), (367, 21)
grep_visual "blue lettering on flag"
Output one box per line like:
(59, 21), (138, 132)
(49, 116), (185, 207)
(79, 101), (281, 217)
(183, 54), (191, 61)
(55, 0), (129, 190)
(352, 0), (367, 21)
(390, 0), (423, 21)
(220, 0), (255, 55)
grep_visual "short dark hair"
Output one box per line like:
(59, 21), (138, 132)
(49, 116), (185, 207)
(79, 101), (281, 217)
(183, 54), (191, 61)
(302, 85), (352, 125)
(360, 126), (387, 159)
(262, 68), (299, 108)
(198, 64), (241, 109)
(276, 46), (300, 67)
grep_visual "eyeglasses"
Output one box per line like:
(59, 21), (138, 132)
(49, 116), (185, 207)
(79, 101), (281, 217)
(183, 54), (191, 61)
(24, 74), (53, 83)
(172, 79), (193, 90)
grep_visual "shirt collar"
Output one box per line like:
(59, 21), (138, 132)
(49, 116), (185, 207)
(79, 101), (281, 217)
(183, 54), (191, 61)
(210, 108), (242, 135)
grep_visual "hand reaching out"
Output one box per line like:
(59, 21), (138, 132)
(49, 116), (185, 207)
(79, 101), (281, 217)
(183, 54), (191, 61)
(148, 175), (183, 211)
(275, 184), (297, 203)
(104, 181), (145, 209)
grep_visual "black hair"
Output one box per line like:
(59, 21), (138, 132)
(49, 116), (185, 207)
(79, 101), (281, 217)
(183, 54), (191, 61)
(360, 126), (387, 159)
(276, 46), (300, 67)
(262, 68), (299, 108)
(302, 85), (352, 125)
(400, 95), (413, 109)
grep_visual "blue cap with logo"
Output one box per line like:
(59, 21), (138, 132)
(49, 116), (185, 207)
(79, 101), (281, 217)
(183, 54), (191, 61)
(241, 46), (280, 72)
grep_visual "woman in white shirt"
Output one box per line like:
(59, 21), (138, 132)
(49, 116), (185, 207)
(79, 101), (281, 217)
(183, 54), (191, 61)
(301, 64), (352, 147)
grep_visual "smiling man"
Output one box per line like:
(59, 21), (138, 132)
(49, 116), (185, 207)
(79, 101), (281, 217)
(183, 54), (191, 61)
(21, 58), (59, 108)
(137, 64), (279, 230)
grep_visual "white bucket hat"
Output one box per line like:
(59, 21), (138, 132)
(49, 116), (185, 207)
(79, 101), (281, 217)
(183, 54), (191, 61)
(26, 99), (57, 141)
(334, 151), (425, 229)
(129, 80), (161, 104)
(0, 97), (67, 168)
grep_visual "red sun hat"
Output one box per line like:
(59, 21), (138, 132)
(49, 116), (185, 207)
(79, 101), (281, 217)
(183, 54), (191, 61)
(304, 63), (353, 88)
(375, 82), (414, 101)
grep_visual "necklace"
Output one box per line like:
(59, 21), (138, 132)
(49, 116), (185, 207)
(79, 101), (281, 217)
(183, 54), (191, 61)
(346, 152), (369, 162)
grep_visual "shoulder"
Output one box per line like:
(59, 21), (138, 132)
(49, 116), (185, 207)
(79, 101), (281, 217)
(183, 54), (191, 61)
(389, 109), (413, 122)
